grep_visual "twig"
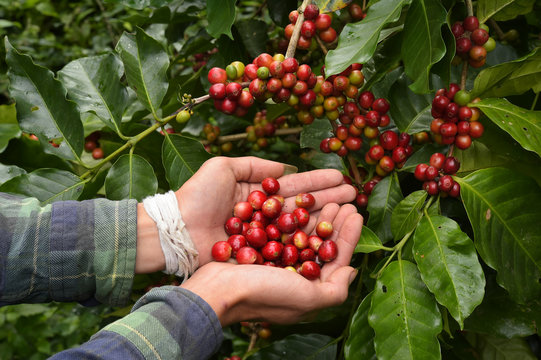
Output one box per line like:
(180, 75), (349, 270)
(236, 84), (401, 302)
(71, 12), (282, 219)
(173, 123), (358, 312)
(347, 154), (362, 185)
(285, 0), (313, 58)
(315, 35), (329, 55)
(460, 61), (468, 90)
(465, 0), (474, 17)
(201, 127), (303, 145)
(488, 19), (505, 40)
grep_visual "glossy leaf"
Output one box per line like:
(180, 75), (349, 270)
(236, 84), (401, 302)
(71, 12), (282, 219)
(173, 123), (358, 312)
(105, 154), (158, 201)
(58, 53), (128, 135)
(465, 276), (541, 339)
(472, 48), (541, 98)
(466, 333), (537, 360)
(235, 20), (269, 59)
(300, 118), (333, 150)
(355, 226), (385, 253)
(206, 0), (235, 40)
(344, 293), (376, 360)
(0, 164), (26, 185)
(369, 260), (442, 360)
(315, 0), (353, 12)
(492, 0), (535, 21)
(401, 0), (447, 93)
(477, 0), (515, 23)
(453, 141), (512, 176)
(413, 215), (485, 328)
(0, 169), (84, 204)
(361, 33), (403, 91)
(116, 29), (169, 120)
(474, 98), (541, 157)
(162, 134), (212, 191)
(388, 73), (433, 133)
(248, 333), (336, 360)
(367, 173), (404, 242)
(5, 38), (83, 161)
(325, 0), (411, 76)
(391, 190), (427, 241)
(267, 0), (297, 27)
(455, 168), (541, 303)
(0, 124), (20, 153)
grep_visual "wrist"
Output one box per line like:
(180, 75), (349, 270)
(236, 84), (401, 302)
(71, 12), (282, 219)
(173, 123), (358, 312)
(135, 202), (166, 273)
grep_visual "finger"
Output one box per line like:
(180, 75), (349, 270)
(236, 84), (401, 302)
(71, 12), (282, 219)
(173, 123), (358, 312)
(277, 169), (346, 197)
(227, 156), (291, 183)
(315, 266), (357, 308)
(320, 212), (363, 279)
(303, 203), (340, 235)
(281, 184), (356, 213)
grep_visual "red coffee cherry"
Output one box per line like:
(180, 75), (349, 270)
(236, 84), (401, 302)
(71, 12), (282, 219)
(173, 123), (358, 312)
(318, 240), (338, 262)
(208, 67), (227, 84)
(463, 16), (479, 32)
(246, 228), (268, 248)
(429, 153), (446, 170)
(227, 234), (247, 255)
(261, 241), (284, 261)
(414, 163), (429, 181)
(423, 180), (439, 196)
(299, 260), (321, 280)
(379, 130), (399, 150)
(293, 207), (310, 227)
(261, 197), (282, 219)
(295, 193), (316, 208)
(438, 175), (454, 192)
(225, 216), (243, 235)
(261, 177), (280, 195)
(443, 156), (460, 174)
(281, 244), (299, 266)
(247, 190), (267, 210)
(304, 4), (320, 20)
(233, 201), (253, 221)
(236, 246), (258, 264)
(316, 221), (333, 239)
(92, 147), (104, 160)
(211, 241), (232, 262)
(277, 213), (298, 233)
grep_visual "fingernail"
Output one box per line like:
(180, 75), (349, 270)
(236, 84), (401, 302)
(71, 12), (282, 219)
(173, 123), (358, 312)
(283, 164), (298, 175)
(348, 269), (358, 285)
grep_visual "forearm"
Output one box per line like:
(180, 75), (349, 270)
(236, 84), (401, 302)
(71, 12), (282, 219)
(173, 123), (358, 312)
(50, 286), (224, 360)
(0, 194), (137, 306)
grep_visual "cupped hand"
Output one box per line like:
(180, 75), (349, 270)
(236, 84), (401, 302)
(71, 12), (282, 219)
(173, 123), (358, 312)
(180, 203), (363, 326)
(176, 156), (357, 266)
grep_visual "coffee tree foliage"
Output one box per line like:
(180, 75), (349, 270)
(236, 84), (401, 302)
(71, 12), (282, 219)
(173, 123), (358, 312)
(1, 0), (541, 358)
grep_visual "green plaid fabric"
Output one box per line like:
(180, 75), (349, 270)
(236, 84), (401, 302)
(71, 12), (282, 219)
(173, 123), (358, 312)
(0, 193), (137, 306)
(1, 193), (224, 359)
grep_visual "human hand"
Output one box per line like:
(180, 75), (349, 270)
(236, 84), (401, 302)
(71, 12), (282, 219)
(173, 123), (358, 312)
(180, 203), (362, 326)
(176, 156), (357, 266)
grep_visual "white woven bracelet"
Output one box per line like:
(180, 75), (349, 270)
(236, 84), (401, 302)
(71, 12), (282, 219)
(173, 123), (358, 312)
(142, 191), (199, 280)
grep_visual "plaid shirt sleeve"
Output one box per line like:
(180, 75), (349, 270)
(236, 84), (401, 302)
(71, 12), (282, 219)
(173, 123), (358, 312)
(0, 193), (224, 359)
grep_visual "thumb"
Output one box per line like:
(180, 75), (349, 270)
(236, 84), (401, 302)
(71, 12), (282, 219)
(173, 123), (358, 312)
(317, 266), (357, 307)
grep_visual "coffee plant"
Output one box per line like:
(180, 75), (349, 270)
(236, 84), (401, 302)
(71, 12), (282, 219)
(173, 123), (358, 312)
(1, 0), (541, 358)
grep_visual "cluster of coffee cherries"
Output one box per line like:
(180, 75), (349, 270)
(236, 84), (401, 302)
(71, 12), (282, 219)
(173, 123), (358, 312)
(201, 123), (235, 155)
(430, 83), (484, 150)
(319, 90), (390, 157)
(285, 4), (337, 49)
(84, 131), (104, 159)
(208, 54), (324, 120)
(191, 47), (218, 72)
(246, 111), (289, 151)
(212, 177), (338, 280)
(452, 15), (495, 68)
(414, 153), (461, 197)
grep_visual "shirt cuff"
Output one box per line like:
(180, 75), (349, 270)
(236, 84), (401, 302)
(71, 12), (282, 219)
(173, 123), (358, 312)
(100, 286), (224, 360)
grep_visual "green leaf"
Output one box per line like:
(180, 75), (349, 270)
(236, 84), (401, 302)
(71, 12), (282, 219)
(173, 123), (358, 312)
(0, 164), (26, 185)
(388, 73), (433, 133)
(465, 276), (541, 338)
(300, 118), (333, 150)
(314, 0), (354, 12)
(492, 0), (536, 22)
(324, 0), (411, 76)
(361, 33), (403, 91)
(413, 215), (485, 328)
(344, 293), (376, 360)
(391, 190), (427, 241)
(0, 169), (84, 204)
(472, 48), (541, 98)
(465, 333), (537, 360)
(206, 0), (235, 40)
(453, 140), (513, 176)
(105, 154), (158, 201)
(248, 333), (336, 360)
(477, 0), (518, 23)
(162, 134), (212, 191)
(267, 0), (298, 27)
(369, 260), (442, 360)
(116, 29), (169, 120)
(355, 226), (385, 253)
(235, 20), (269, 59)
(367, 173), (404, 242)
(474, 98), (541, 157)
(0, 124), (20, 153)
(401, 0), (447, 93)
(4, 38), (83, 161)
(455, 167), (541, 303)
(58, 53), (129, 136)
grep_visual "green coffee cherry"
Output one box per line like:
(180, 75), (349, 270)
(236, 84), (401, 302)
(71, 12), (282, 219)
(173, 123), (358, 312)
(176, 109), (191, 123)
